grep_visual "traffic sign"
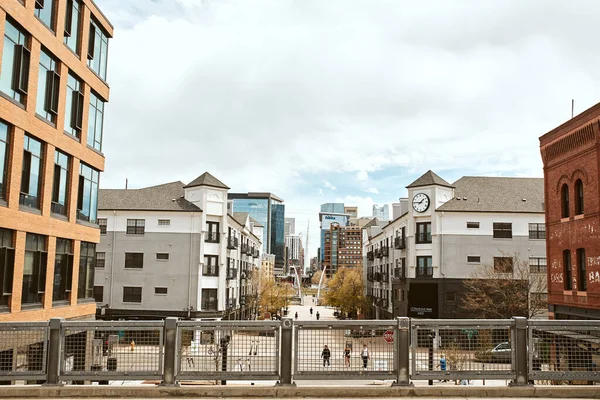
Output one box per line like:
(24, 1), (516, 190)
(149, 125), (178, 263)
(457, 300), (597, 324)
(383, 330), (394, 344)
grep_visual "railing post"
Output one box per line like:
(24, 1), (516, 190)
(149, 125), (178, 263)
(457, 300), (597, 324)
(392, 317), (412, 386)
(276, 317), (295, 386)
(511, 316), (529, 386)
(160, 317), (179, 386)
(44, 317), (64, 386)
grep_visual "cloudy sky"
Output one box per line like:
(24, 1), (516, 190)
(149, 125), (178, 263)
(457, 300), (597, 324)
(96, 0), (600, 258)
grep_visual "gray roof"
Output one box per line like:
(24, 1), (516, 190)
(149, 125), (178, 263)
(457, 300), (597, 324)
(436, 176), (544, 213)
(99, 181), (202, 212)
(406, 170), (454, 189)
(184, 172), (230, 190)
(363, 218), (380, 228)
(232, 212), (250, 226)
(249, 217), (263, 227)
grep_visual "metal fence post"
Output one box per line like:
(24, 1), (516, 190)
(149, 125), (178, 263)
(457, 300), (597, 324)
(276, 317), (295, 386)
(392, 317), (412, 386)
(511, 316), (529, 386)
(160, 317), (178, 386)
(44, 318), (63, 386)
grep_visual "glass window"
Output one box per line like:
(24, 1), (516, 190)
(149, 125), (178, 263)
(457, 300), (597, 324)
(124, 253), (143, 269)
(126, 219), (145, 234)
(123, 286), (141, 303)
(76, 163), (99, 223)
(415, 222), (432, 243)
(0, 19), (30, 104)
(36, 49), (60, 123)
(34, 0), (55, 30)
(95, 252), (105, 268)
(564, 250), (572, 290)
(561, 184), (570, 218)
(52, 238), (73, 302)
(156, 253), (169, 261)
(466, 222), (479, 228)
(78, 242), (95, 299)
(0, 121), (9, 201)
(20, 135), (43, 209)
(0, 228), (15, 307)
(93, 285), (103, 303)
(492, 222), (512, 239)
(467, 256), (480, 263)
(416, 256), (432, 277)
(529, 257), (547, 274)
(201, 288), (217, 311)
(87, 19), (109, 80)
(63, 0), (81, 54)
(577, 248), (586, 291)
(203, 255), (219, 276)
(51, 150), (69, 216)
(493, 256), (513, 273)
(98, 218), (107, 234)
(155, 287), (167, 295)
(158, 219), (170, 226)
(64, 72), (83, 138)
(22, 233), (47, 306)
(206, 221), (219, 242)
(575, 179), (584, 215)
(528, 223), (546, 240)
(87, 92), (104, 151)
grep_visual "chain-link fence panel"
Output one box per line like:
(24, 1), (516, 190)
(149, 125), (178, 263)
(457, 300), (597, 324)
(0, 322), (48, 382)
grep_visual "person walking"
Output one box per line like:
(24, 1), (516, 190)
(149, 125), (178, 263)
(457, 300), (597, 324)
(344, 345), (351, 367)
(437, 354), (448, 382)
(321, 345), (331, 367)
(295, 311), (298, 320)
(361, 344), (370, 369)
(316, 311), (320, 320)
(310, 307), (313, 317)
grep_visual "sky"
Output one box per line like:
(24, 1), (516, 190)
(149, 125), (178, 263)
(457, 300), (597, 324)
(95, 0), (600, 259)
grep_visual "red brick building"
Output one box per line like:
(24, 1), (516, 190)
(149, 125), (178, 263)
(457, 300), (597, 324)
(540, 102), (600, 320)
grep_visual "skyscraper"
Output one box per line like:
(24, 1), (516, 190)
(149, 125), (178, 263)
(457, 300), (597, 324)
(373, 204), (390, 221)
(319, 203), (350, 263)
(229, 193), (286, 274)
(285, 217), (295, 236)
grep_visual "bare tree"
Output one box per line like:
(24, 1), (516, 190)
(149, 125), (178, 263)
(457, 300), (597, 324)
(462, 252), (547, 319)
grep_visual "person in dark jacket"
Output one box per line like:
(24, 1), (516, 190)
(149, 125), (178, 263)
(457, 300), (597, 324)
(321, 345), (331, 367)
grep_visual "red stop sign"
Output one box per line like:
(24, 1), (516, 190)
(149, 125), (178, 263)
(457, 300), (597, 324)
(383, 330), (394, 343)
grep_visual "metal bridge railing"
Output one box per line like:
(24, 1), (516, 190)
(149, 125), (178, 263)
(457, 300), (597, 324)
(0, 322), (48, 382)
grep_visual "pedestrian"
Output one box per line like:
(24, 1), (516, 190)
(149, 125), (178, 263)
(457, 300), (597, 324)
(321, 345), (331, 367)
(310, 307), (313, 317)
(437, 354), (448, 382)
(186, 340), (196, 368)
(237, 357), (243, 371)
(316, 311), (320, 320)
(344, 345), (351, 367)
(295, 311), (298, 320)
(361, 344), (370, 369)
(246, 358), (251, 372)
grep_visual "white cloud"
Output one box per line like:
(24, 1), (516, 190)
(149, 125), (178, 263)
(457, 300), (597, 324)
(365, 187), (380, 195)
(356, 171), (368, 181)
(318, 189), (324, 196)
(322, 180), (337, 191)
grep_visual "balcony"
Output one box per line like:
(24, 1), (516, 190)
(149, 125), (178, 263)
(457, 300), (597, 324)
(252, 248), (259, 258)
(394, 236), (406, 250)
(374, 272), (381, 281)
(393, 266), (406, 279)
(205, 231), (220, 243)
(380, 273), (388, 283)
(381, 299), (388, 308)
(367, 272), (374, 282)
(381, 246), (389, 257)
(416, 266), (433, 278)
(367, 251), (374, 261)
(376, 249), (383, 259)
(226, 268), (237, 280)
(227, 236), (239, 249)
(239, 297), (246, 306)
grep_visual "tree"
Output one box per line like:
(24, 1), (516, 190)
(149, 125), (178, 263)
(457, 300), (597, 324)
(462, 252), (547, 319)
(257, 276), (294, 317)
(311, 270), (328, 286)
(324, 267), (370, 316)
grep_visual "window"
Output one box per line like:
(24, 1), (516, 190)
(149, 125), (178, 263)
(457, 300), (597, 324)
(51, 150), (69, 216)
(77, 163), (99, 223)
(78, 242), (95, 299)
(123, 286), (141, 303)
(0, 228), (15, 307)
(575, 179), (584, 215)
(98, 218), (107, 234)
(64, 72), (83, 138)
(561, 184), (570, 218)
(201, 288), (217, 311)
(93, 285), (103, 303)
(22, 233), (47, 306)
(95, 252), (105, 268)
(158, 219), (170, 226)
(494, 257), (513, 273)
(154, 287), (167, 295)
(34, 0), (55, 30)
(493, 222), (512, 239)
(415, 222), (432, 244)
(0, 19), (30, 104)
(36, 49), (59, 122)
(52, 238), (73, 302)
(0, 122), (9, 201)
(529, 257), (547, 274)
(126, 219), (145, 235)
(467, 256), (481, 263)
(87, 92), (104, 151)
(466, 222), (480, 229)
(416, 256), (433, 277)
(203, 255), (219, 276)
(20, 135), (43, 209)
(206, 222), (219, 243)
(156, 253), (169, 261)
(124, 253), (143, 269)
(564, 250), (572, 290)
(577, 248), (586, 291)
(64, 0), (81, 54)
(528, 223), (546, 240)
(446, 292), (456, 303)
(87, 18), (109, 80)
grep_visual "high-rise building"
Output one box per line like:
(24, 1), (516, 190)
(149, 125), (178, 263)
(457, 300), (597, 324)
(285, 234), (303, 263)
(344, 206), (358, 218)
(229, 193), (285, 274)
(319, 203), (350, 262)
(321, 203), (345, 213)
(323, 223), (362, 276)
(0, 0), (112, 322)
(372, 204), (390, 221)
(284, 217), (295, 236)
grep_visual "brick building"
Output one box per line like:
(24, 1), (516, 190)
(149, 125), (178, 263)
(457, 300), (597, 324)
(323, 223), (362, 276)
(0, 0), (112, 322)
(540, 102), (600, 320)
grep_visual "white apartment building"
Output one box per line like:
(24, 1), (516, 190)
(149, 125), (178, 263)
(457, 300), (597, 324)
(95, 172), (262, 321)
(364, 170), (546, 319)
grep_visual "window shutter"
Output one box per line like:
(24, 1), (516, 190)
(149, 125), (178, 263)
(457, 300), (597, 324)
(1, 248), (14, 296)
(45, 70), (60, 115)
(87, 24), (96, 60)
(37, 251), (47, 294)
(71, 90), (84, 130)
(65, 253), (73, 290)
(35, 0), (45, 9)
(77, 174), (84, 210)
(52, 164), (61, 203)
(12, 45), (30, 95)
(64, 0), (73, 37)
(21, 151), (32, 194)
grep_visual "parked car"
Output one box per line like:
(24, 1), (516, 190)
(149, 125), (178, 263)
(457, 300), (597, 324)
(475, 342), (512, 363)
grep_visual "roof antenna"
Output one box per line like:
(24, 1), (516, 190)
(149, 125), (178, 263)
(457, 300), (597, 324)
(572, 99), (574, 119)
(125, 178), (128, 190)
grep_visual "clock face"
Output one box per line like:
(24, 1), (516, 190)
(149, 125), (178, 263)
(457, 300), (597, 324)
(412, 193), (430, 213)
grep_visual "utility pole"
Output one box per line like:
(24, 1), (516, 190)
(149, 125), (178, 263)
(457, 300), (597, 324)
(305, 220), (309, 274)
